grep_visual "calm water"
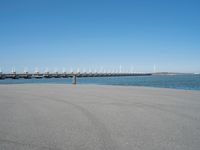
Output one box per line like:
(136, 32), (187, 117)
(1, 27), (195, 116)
(0, 75), (200, 90)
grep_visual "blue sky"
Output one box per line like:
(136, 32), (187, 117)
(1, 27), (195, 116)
(0, 0), (200, 73)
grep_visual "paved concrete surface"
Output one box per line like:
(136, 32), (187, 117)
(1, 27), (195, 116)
(0, 84), (200, 150)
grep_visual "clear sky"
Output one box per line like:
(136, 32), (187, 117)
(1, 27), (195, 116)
(0, 0), (200, 73)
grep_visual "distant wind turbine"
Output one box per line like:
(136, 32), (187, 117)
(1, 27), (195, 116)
(45, 67), (49, 74)
(70, 68), (73, 74)
(54, 68), (58, 73)
(62, 68), (66, 73)
(24, 67), (28, 74)
(35, 67), (39, 74)
(131, 66), (134, 73)
(89, 68), (92, 73)
(119, 65), (122, 73)
(83, 68), (86, 73)
(77, 68), (80, 73)
(154, 64), (156, 73)
(12, 67), (16, 74)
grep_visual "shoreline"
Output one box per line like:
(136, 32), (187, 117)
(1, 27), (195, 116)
(0, 83), (200, 92)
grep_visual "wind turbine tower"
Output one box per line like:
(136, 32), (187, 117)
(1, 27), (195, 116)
(154, 64), (156, 73)
(119, 65), (122, 73)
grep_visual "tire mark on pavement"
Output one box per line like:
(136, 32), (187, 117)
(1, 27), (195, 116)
(44, 95), (117, 150)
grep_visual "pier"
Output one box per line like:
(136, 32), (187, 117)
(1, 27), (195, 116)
(0, 72), (152, 84)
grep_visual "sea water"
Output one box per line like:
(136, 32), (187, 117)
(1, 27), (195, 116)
(0, 74), (200, 91)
